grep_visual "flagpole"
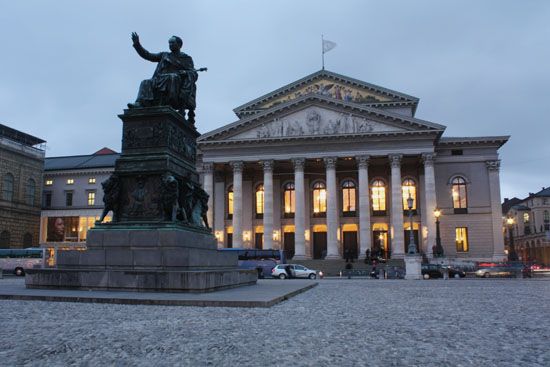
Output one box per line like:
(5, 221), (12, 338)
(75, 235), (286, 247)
(321, 35), (325, 70)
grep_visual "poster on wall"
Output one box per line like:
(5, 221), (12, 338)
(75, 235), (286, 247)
(46, 217), (79, 242)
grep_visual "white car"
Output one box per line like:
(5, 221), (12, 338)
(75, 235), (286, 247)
(271, 264), (318, 279)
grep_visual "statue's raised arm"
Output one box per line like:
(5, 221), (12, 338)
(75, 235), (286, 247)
(127, 33), (203, 125)
(131, 32), (161, 63)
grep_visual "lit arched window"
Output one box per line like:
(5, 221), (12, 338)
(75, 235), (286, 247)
(2, 173), (14, 201)
(227, 186), (234, 218)
(283, 182), (295, 216)
(26, 178), (36, 206)
(523, 212), (530, 223)
(312, 181), (327, 215)
(451, 177), (467, 209)
(402, 178), (416, 210)
(255, 184), (264, 215)
(371, 179), (386, 212)
(342, 180), (356, 213)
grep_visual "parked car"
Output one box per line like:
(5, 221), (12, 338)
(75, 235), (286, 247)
(421, 264), (465, 279)
(271, 264), (318, 279)
(475, 266), (515, 278)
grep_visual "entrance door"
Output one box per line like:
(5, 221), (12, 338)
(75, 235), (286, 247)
(313, 232), (327, 259)
(343, 231), (358, 259)
(283, 232), (295, 260)
(226, 233), (233, 248)
(403, 230), (419, 254)
(255, 233), (263, 249)
(372, 230), (389, 259)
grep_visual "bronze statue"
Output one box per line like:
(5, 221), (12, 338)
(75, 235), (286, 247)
(127, 32), (205, 124)
(160, 174), (179, 221)
(97, 174), (121, 223)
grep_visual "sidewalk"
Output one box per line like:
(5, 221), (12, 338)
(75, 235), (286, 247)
(0, 277), (317, 308)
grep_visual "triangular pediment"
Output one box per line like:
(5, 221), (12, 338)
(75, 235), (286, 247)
(199, 95), (445, 143)
(233, 70), (419, 118)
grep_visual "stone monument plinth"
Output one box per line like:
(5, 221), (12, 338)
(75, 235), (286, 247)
(26, 107), (257, 292)
(404, 254), (423, 280)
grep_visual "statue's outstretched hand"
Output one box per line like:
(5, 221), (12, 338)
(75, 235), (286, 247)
(131, 32), (140, 45)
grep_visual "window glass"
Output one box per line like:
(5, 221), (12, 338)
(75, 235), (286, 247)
(523, 212), (530, 223)
(255, 184), (264, 214)
(227, 186), (233, 215)
(26, 179), (36, 206)
(455, 227), (469, 252)
(402, 178), (416, 210)
(2, 173), (14, 201)
(45, 179), (53, 186)
(67, 178), (74, 185)
(66, 192), (73, 207)
(87, 192), (96, 206)
(371, 179), (386, 211)
(283, 182), (295, 214)
(312, 181), (327, 214)
(342, 180), (356, 212)
(451, 177), (467, 209)
(88, 177), (96, 184)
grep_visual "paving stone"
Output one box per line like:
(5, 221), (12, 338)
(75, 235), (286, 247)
(0, 278), (549, 366)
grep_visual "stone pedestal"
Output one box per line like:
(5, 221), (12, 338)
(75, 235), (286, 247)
(404, 255), (423, 280)
(26, 107), (256, 292)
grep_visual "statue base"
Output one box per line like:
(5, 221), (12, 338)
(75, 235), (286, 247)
(26, 226), (257, 292)
(26, 107), (257, 292)
(404, 254), (423, 280)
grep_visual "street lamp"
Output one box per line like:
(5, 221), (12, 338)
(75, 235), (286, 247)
(434, 208), (444, 257)
(506, 216), (519, 262)
(407, 194), (417, 254)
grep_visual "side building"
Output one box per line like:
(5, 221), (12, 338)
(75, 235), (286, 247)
(0, 123), (45, 248)
(40, 148), (118, 244)
(503, 188), (550, 265)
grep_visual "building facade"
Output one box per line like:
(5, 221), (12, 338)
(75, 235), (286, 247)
(40, 148), (118, 244)
(0, 124), (45, 248)
(503, 188), (550, 265)
(198, 70), (508, 261)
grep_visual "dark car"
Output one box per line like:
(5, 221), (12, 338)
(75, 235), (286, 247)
(421, 264), (465, 279)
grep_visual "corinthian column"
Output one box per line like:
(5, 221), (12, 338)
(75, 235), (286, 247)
(422, 153), (437, 256)
(292, 158), (306, 259)
(356, 155), (371, 258)
(487, 160), (506, 261)
(389, 154), (405, 258)
(324, 157), (340, 259)
(230, 161), (243, 248)
(202, 162), (214, 230)
(261, 160), (274, 249)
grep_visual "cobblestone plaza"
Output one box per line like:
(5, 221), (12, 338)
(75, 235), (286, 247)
(2, 278), (549, 366)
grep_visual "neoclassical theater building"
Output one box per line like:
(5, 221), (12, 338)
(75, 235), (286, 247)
(197, 70), (508, 261)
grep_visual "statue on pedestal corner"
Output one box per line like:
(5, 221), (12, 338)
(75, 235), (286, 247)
(127, 32), (206, 124)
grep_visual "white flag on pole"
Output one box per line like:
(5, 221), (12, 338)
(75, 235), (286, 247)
(322, 39), (337, 53)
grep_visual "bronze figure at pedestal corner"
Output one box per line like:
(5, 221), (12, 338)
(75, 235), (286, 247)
(127, 32), (206, 124)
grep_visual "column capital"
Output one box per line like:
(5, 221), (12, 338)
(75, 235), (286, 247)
(230, 161), (244, 173)
(486, 160), (501, 171)
(292, 158), (306, 170)
(421, 153), (436, 167)
(260, 160), (274, 172)
(202, 162), (214, 173)
(355, 155), (370, 169)
(323, 156), (338, 169)
(388, 154), (403, 168)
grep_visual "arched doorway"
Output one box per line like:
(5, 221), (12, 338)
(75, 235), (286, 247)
(342, 223), (358, 260)
(283, 225), (295, 260)
(372, 223), (389, 260)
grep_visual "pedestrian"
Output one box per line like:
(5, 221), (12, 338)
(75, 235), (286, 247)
(365, 249), (371, 264)
(285, 264), (292, 279)
(344, 248), (350, 263)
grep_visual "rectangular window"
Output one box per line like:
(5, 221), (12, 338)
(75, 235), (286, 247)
(284, 190), (295, 215)
(66, 192), (73, 207)
(228, 191), (234, 218)
(256, 190), (264, 215)
(87, 191), (96, 206)
(313, 189), (327, 215)
(66, 178), (74, 185)
(88, 177), (96, 184)
(455, 227), (469, 252)
(451, 149), (463, 156)
(45, 179), (53, 186)
(343, 188), (356, 213)
(44, 192), (52, 208)
(372, 187), (386, 212)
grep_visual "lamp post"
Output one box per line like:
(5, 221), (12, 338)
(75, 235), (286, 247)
(434, 208), (444, 257)
(407, 194), (417, 254)
(506, 217), (519, 262)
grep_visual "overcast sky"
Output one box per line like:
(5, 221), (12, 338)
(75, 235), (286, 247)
(1, 0), (549, 200)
